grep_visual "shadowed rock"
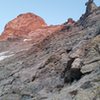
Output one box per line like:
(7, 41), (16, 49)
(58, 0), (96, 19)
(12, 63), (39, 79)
(64, 68), (83, 84)
(85, 0), (97, 15)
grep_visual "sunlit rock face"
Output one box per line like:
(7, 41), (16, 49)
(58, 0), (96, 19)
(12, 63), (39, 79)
(0, 13), (47, 40)
(0, 12), (64, 42)
(0, 1), (100, 100)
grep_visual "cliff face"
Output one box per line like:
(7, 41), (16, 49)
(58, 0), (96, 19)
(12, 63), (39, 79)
(0, 13), (47, 40)
(0, 1), (100, 100)
(0, 13), (65, 43)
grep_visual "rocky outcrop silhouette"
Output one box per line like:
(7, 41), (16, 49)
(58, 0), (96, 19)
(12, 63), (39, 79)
(85, 0), (97, 14)
(0, 1), (100, 100)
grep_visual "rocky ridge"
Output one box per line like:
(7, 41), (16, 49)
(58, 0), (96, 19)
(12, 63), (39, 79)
(0, 0), (100, 100)
(0, 13), (47, 40)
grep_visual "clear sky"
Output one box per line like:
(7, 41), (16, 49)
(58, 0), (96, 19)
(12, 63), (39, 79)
(0, 0), (100, 33)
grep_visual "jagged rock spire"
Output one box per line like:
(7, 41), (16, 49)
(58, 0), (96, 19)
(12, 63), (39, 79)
(85, 0), (97, 14)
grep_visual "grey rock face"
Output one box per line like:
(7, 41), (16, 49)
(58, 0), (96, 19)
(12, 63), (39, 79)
(85, 0), (97, 15)
(0, 4), (100, 100)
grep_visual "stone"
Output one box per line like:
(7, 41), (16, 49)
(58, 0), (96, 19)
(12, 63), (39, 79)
(72, 58), (83, 69)
(74, 89), (99, 100)
(64, 68), (83, 84)
(0, 13), (47, 40)
(81, 61), (100, 73)
(0, 2), (100, 100)
(0, 94), (21, 100)
(80, 81), (93, 89)
(85, 0), (97, 14)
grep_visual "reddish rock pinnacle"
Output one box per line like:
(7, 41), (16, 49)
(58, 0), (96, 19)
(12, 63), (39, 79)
(0, 13), (47, 40)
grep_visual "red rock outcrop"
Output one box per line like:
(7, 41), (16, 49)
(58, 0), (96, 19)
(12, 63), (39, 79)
(0, 13), (65, 41)
(0, 13), (47, 40)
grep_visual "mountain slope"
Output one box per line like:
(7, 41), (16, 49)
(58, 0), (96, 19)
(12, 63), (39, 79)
(0, 1), (100, 100)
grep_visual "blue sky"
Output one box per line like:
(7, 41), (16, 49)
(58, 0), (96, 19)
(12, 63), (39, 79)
(0, 0), (100, 33)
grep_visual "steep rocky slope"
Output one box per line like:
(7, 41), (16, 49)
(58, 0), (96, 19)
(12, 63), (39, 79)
(0, 1), (100, 100)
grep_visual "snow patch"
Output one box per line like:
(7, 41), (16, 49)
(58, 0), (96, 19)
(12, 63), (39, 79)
(0, 51), (14, 61)
(0, 51), (9, 56)
(23, 39), (32, 42)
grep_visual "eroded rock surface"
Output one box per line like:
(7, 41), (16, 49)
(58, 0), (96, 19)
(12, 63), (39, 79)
(0, 1), (100, 100)
(0, 13), (47, 40)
